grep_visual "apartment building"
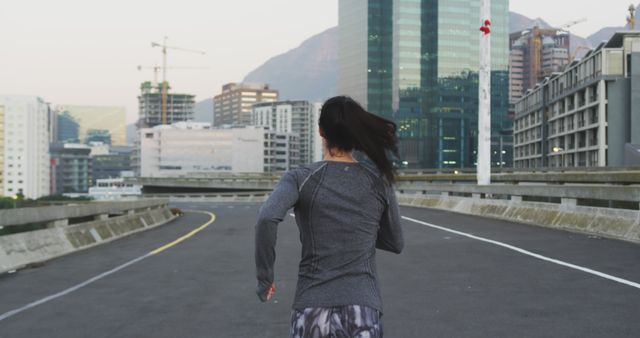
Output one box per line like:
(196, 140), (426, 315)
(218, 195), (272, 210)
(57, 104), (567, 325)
(514, 32), (640, 168)
(0, 96), (50, 198)
(252, 100), (323, 165)
(213, 83), (278, 126)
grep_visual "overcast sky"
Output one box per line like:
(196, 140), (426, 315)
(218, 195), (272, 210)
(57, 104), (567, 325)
(0, 1), (632, 123)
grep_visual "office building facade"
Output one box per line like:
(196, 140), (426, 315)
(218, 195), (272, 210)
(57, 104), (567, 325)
(0, 96), (51, 199)
(509, 43), (526, 105)
(86, 129), (112, 145)
(252, 100), (323, 165)
(92, 145), (133, 182)
(57, 105), (126, 145)
(56, 110), (80, 143)
(214, 83), (279, 126)
(140, 122), (298, 176)
(339, 0), (511, 169)
(50, 143), (92, 194)
(514, 32), (640, 168)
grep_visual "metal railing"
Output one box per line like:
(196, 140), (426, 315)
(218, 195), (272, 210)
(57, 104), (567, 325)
(397, 182), (639, 206)
(144, 192), (269, 200)
(396, 168), (640, 185)
(132, 168), (640, 186)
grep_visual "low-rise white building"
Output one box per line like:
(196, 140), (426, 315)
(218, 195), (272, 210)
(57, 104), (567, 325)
(140, 122), (298, 177)
(88, 176), (141, 201)
(0, 96), (51, 199)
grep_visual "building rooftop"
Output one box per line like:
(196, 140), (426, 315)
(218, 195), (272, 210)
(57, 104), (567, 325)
(605, 31), (640, 48)
(252, 100), (311, 108)
(58, 143), (91, 150)
(221, 82), (273, 92)
(152, 121), (212, 130)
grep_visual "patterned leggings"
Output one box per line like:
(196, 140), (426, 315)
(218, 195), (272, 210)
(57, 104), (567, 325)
(290, 305), (382, 338)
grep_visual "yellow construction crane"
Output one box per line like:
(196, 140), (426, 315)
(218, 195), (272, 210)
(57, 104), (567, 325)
(628, 4), (636, 30)
(556, 18), (587, 49)
(150, 37), (205, 125)
(557, 18), (587, 33)
(137, 65), (207, 87)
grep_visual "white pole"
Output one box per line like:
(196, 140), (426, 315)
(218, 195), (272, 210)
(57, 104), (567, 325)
(478, 0), (491, 185)
(162, 36), (168, 125)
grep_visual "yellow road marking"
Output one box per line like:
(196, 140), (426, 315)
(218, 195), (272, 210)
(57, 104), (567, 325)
(149, 210), (216, 255)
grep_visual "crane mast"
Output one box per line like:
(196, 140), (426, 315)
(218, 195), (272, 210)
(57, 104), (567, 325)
(150, 37), (205, 125)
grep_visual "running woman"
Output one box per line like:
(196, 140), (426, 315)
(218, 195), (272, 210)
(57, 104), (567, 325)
(255, 96), (404, 338)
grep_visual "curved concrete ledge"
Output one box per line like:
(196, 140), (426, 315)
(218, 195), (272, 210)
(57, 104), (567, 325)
(397, 194), (640, 244)
(0, 207), (177, 274)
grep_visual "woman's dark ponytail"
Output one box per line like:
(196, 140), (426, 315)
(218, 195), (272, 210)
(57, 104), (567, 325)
(319, 96), (399, 183)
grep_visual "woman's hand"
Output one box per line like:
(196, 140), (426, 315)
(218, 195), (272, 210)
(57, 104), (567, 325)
(257, 282), (276, 302)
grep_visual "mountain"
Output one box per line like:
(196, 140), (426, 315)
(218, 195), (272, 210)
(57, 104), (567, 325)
(243, 27), (337, 102)
(588, 27), (625, 46)
(586, 4), (638, 46)
(194, 98), (214, 124)
(510, 12), (552, 32)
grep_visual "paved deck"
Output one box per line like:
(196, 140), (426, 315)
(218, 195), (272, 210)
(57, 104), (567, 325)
(1, 202), (639, 337)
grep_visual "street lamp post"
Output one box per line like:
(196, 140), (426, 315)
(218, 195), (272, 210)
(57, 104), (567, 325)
(553, 147), (565, 167)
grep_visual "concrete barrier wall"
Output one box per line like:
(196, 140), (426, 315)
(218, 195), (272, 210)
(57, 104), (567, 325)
(0, 199), (169, 227)
(398, 194), (640, 244)
(0, 207), (176, 273)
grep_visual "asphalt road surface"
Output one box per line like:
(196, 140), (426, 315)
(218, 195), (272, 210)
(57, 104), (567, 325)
(1, 202), (639, 337)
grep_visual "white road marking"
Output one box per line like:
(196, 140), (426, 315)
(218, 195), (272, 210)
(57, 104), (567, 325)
(402, 216), (640, 291)
(289, 213), (295, 218)
(0, 254), (150, 322)
(0, 211), (216, 322)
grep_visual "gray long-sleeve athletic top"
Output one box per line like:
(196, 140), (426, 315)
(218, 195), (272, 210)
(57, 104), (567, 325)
(254, 160), (404, 312)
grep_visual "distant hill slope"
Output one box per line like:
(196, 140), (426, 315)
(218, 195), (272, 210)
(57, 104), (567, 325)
(243, 27), (337, 102)
(509, 12), (552, 32)
(243, 12), (603, 101)
(586, 3), (638, 46)
(194, 98), (214, 124)
(588, 27), (625, 46)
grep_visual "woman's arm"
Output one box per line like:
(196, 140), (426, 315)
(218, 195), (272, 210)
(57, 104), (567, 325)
(375, 181), (404, 254)
(254, 170), (299, 301)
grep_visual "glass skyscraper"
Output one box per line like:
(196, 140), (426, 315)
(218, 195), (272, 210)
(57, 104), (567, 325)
(339, 0), (512, 169)
(56, 111), (80, 143)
